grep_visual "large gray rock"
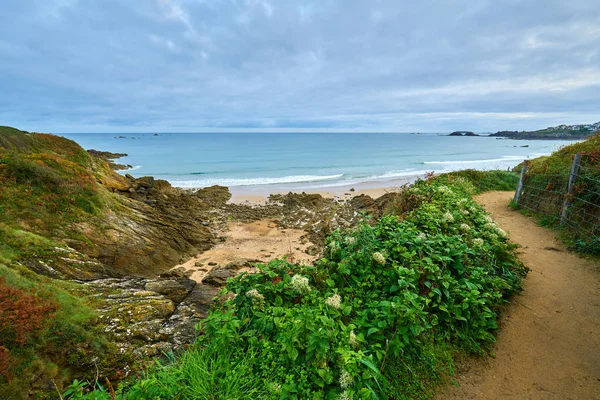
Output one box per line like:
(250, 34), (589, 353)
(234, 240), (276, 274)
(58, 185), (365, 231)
(145, 278), (196, 303)
(201, 260), (258, 287)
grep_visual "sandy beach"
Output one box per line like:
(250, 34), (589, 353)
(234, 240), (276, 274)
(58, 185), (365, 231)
(228, 174), (421, 204)
(175, 178), (412, 283)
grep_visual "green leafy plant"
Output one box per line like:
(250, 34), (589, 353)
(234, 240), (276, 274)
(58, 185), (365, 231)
(67, 177), (526, 399)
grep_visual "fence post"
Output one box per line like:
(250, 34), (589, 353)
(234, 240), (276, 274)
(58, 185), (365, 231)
(560, 153), (582, 225)
(513, 161), (528, 204)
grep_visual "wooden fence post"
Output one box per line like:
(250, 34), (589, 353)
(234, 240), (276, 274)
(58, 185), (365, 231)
(561, 153), (582, 225)
(513, 161), (528, 204)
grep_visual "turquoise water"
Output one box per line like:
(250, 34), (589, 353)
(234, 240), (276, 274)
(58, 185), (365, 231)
(60, 132), (573, 189)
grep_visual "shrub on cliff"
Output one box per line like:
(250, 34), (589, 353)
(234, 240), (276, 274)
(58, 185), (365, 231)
(0, 277), (58, 380)
(0, 265), (108, 399)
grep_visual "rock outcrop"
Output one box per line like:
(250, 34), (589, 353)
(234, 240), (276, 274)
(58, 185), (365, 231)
(87, 149), (132, 170)
(84, 269), (219, 362)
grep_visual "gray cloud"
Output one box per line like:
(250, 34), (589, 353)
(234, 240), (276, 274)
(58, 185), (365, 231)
(0, 0), (599, 132)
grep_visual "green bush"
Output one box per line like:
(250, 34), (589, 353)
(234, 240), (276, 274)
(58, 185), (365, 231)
(435, 169), (519, 194)
(0, 265), (108, 400)
(71, 177), (524, 399)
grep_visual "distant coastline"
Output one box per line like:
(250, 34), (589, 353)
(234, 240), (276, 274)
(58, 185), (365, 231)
(62, 132), (572, 194)
(448, 121), (600, 140)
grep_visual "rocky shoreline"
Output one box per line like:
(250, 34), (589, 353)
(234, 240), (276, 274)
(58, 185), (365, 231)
(16, 155), (405, 388)
(488, 130), (593, 140)
(87, 149), (133, 170)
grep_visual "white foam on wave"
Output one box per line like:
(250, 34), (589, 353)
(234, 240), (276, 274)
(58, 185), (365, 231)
(374, 169), (433, 179)
(171, 173), (345, 188)
(423, 156), (524, 165)
(302, 169), (433, 189)
(118, 165), (142, 173)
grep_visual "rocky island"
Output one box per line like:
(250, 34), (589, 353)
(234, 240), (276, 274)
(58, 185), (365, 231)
(448, 131), (479, 137)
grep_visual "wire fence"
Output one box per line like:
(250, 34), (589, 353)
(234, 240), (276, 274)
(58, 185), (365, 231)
(513, 153), (600, 253)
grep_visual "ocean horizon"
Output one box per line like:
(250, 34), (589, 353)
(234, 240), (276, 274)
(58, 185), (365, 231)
(60, 132), (575, 191)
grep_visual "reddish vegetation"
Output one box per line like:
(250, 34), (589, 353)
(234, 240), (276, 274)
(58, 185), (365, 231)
(0, 278), (58, 380)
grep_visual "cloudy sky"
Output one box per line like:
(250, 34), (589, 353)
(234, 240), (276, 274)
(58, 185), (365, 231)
(1, 0), (599, 133)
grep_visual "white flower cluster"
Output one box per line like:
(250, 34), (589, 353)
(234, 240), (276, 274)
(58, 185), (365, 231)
(338, 390), (353, 400)
(328, 240), (339, 254)
(246, 289), (265, 302)
(437, 185), (453, 196)
(246, 289), (265, 308)
(269, 382), (282, 393)
(348, 330), (358, 347)
(339, 369), (353, 389)
(473, 238), (484, 246)
(417, 232), (427, 241)
(372, 252), (386, 265)
(291, 274), (311, 293)
(442, 211), (454, 223)
(345, 236), (356, 245)
(486, 232), (499, 241)
(325, 294), (342, 309)
(482, 219), (508, 238)
(461, 209), (470, 216)
(484, 222), (498, 231)
(484, 215), (495, 223)
(460, 223), (471, 232)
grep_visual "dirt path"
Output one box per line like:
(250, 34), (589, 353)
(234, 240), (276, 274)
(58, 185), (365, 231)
(438, 191), (600, 400)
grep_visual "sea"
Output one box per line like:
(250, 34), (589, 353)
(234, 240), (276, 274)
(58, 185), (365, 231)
(59, 132), (575, 194)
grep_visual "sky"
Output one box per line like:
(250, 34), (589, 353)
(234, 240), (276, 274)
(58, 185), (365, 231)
(1, 0), (599, 133)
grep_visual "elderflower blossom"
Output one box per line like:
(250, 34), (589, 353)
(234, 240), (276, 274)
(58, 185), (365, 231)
(486, 233), (499, 241)
(460, 223), (471, 232)
(497, 228), (508, 237)
(348, 330), (358, 347)
(437, 185), (453, 195)
(328, 240), (339, 254)
(291, 274), (311, 293)
(269, 382), (282, 393)
(372, 252), (386, 265)
(339, 369), (353, 389)
(473, 238), (484, 246)
(442, 211), (454, 223)
(345, 236), (356, 245)
(484, 215), (494, 223)
(484, 222), (498, 231)
(461, 209), (470, 216)
(246, 289), (264, 302)
(339, 391), (353, 400)
(325, 294), (342, 309)
(417, 232), (427, 241)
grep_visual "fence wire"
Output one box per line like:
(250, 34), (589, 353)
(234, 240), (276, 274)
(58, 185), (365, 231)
(514, 153), (600, 252)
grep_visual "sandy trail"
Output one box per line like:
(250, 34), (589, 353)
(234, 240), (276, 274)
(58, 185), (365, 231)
(438, 191), (600, 399)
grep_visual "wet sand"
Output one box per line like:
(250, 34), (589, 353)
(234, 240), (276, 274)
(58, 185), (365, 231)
(228, 175), (421, 204)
